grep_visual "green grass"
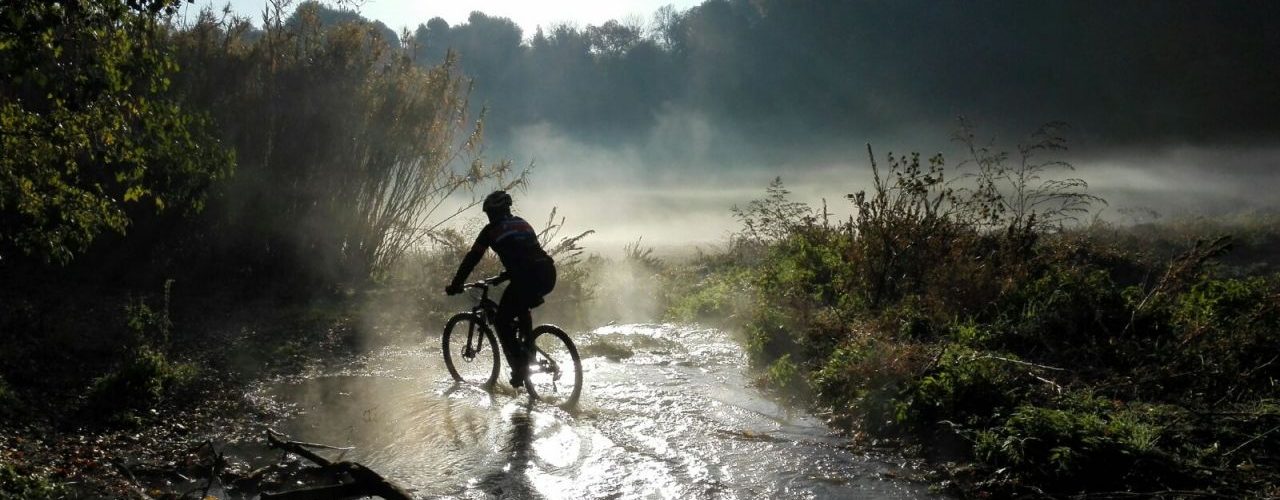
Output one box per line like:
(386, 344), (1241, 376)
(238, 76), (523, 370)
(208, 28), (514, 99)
(0, 463), (66, 500)
(84, 345), (197, 426)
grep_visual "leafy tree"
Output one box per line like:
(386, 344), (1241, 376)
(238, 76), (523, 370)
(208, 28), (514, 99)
(389, 0), (1280, 161)
(413, 17), (453, 66)
(0, 0), (232, 265)
(650, 5), (684, 49)
(171, 3), (515, 288)
(287, 0), (399, 47)
(586, 20), (643, 57)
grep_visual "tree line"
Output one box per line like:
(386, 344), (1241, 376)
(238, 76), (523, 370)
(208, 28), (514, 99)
(411, 0), (1279, 158)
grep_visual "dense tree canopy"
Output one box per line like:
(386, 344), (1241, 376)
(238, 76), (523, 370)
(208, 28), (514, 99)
(404, 0), (1279, 156)
(0, 0), (232, 265)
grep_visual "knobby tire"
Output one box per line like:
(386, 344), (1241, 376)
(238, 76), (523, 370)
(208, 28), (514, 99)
(523, 324), (583, 408)
(442, 312), (500, 388)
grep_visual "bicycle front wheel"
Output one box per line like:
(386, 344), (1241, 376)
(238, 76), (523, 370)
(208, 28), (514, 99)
(442, 312), (500, 388)
(524, 325), (583, 407)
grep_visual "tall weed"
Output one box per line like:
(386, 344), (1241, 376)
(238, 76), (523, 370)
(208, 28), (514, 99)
(667, 125), (1280, 495)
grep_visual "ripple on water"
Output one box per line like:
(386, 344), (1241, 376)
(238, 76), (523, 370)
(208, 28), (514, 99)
(257, 323), (944, 499)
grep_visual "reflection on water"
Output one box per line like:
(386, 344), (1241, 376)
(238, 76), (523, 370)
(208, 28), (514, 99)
(260, 324), (942, 499)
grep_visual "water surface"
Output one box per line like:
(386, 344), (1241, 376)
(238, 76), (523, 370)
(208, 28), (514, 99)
(260, 323), (942, 499)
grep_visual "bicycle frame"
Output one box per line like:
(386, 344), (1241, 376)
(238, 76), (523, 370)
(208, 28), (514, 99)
(462, 283), (499, 360)
(446, 276), (579, 405)
(460, 277), (557, 378)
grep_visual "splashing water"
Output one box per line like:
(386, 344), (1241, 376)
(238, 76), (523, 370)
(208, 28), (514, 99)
(258, 324), (943, 499)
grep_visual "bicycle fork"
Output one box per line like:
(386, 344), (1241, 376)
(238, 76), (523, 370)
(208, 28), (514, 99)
(463, 317), (483, 361)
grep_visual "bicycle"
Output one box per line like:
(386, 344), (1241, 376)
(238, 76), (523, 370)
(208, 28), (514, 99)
(441, 275), (583, 407)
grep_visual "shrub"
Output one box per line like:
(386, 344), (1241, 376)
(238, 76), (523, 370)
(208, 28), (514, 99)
(762, 354), (807, 396)
(83, 345), (196, 425)
(0, 463), (67, 500)
(0, 377), (17, 418)
(663, 265), (756, 324)
(743, 303), (799, 364)
(989, 264), (1129, 366)
(847, 149), (963, 310)
(123, 280), (174, 348)
(731, 176), (815, 246)
(171, 5), (516, 289)
(1157, 276), (1280, 401)
(80, 281), (196, 424)
(972, 396), (1176, 492)
(897, 346), (1045, 432)
(668, 131), (1280, 495)
(812, 334), (928, 433)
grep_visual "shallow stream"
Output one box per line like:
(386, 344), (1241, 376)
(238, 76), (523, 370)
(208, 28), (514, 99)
(256, 323), (942, 499)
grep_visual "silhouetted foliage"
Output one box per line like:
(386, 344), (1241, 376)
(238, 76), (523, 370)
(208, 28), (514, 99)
(169, 2), (517, 290)
(0, 0), (231, 265)
(391, 0), (1280, 159)
(731, 177), (812, 245)
(286, 0), (399, 46)
(668, 130), (1280, 496)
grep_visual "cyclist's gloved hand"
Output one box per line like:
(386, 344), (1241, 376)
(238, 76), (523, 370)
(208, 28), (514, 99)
(445, 283), (463, 295)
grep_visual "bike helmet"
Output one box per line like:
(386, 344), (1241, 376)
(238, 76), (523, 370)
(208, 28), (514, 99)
(482, 190), (512, 212)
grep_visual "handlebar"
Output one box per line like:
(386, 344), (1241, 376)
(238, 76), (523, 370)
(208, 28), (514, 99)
(463, 274), (509, 290)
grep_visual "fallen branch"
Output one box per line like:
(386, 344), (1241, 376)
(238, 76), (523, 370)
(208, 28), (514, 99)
(202, 446), (225, 500)
(109, 459), (155, 500)
(1189, 409), (1280, 419)
(1074, 489), (1233, 499)
(1223, 424), (1280, 457)
(972, 353), (1067, 372)
(1030, 373), (1064, 394)
(261, 429), (412, 500)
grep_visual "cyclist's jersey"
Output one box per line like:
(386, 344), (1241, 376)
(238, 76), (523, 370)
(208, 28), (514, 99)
(450, 214), (555, 291)
(473, 215), (552, 270)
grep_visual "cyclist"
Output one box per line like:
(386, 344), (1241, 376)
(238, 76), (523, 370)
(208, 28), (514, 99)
(445, 190), (557, 388)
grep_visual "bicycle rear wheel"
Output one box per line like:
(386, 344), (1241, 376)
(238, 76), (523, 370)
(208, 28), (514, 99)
(523, 325), (583, 407)
(442, 312), (500, 388)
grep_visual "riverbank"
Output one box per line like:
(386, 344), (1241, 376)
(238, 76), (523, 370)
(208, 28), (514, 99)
(5, 198), (1278, 498)
(0, 285), (411, 497)
(660, 173), (1280, 497)
(1, 301), (950, 498)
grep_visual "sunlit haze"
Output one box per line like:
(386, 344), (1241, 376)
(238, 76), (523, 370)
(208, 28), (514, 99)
(176, 0), (1280, 254)
(6, 2), (1280, 498)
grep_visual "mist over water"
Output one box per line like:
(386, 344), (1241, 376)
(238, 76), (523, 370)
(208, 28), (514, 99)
(263, 0), (1280, 251)
(488, 120), (1280, 255)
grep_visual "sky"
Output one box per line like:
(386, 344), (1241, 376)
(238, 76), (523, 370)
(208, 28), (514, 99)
(184, 0), (702, 34)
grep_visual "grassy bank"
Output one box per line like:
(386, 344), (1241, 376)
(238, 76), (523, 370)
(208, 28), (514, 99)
(665, 145), (1280, 497)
